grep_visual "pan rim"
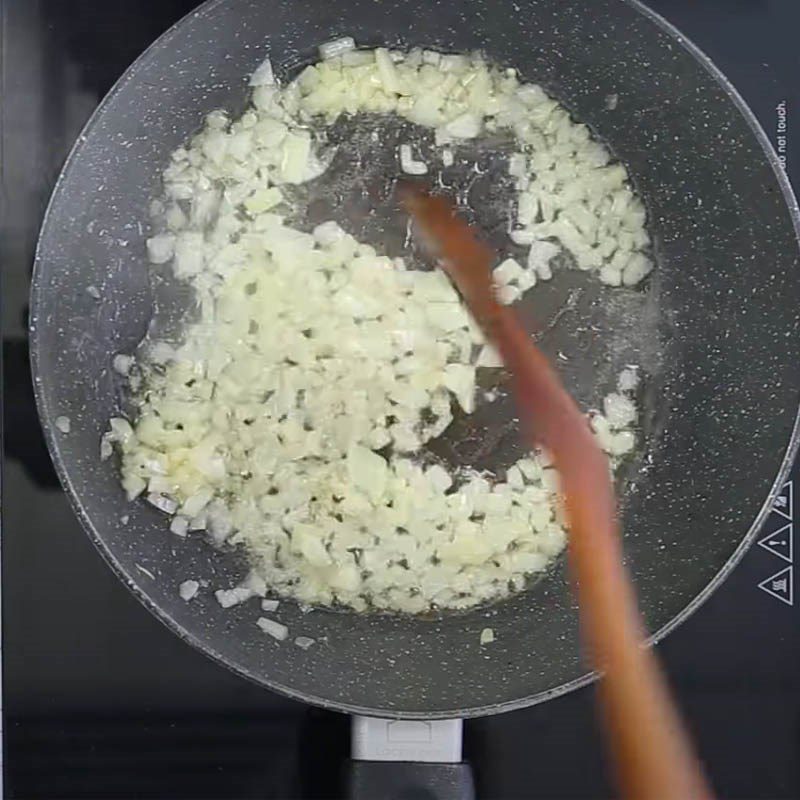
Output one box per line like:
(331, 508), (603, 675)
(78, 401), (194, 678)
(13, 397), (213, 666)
(29, 0), (800, 719)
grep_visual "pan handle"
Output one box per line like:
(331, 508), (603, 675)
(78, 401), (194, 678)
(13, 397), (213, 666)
(347, 761), (475, 800)
(347, 716), (475, 800)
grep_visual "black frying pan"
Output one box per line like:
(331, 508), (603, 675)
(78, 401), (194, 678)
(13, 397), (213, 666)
(30, 0), (800, 722)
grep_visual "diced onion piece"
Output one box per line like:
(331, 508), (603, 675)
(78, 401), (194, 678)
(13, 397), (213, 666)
(599, 265), (622, 287)
(215, 587), (251, 608)
(108, 417), (134, 444)
(122, 474), (146, 500)
(179, 580), (199, 601)
(426, 464), (453, 493)
(173, 232), (204, 277)
(244, 187), (283, 214)
(313, 220), (347, 246)
(170, 516), (189, 537)
(618, 368), (639, 394)
(476, 343), (503, 368)
(399, 143), (428, 175)
(527, 241), (560, 279)
(113, 354), (134, 376)
(249, 56), (275, 86)
(342, 50), (374, 67)
(347, 444), (388, 503)
(622, 253), (653, 286)
(497, 284), (521, 305)
(603, 393), (637, 429)
(55, 415), (71, 434)
(294, 636), (315, 649)
(242, 572), (267, 597)
(279, 131), (312, 184)
(494, 257), (524, 286)
(318, 37), (356, 60)
(180, 488), (213, 518)
(506, 465), (524, 490)
(146, 234), (176, 264)
(375, 48), (401, 93)
(443, 112), (481, 139)
(607, 430), (636, 456)
(147, 493), (178, 514)
(257, 617), (289, 641)
(443, 363), (476, 413)
(480, 627), (495, 645)
(509, 229), (536, 246)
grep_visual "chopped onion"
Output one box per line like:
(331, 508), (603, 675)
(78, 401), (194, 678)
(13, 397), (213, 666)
(603, 393), (637, 429)
(257, 617), (289, 641)
(146, 493), (178, 514)
(509, 229), (536, 246)
(215, 587), (250, 608)
(347, 444), (388, 503)
(617, 368), (639, 394)
(55, 415), (71, 434)
(113, 45), (649, 616)
(622, 253), (653, 286)
(476, 344), (503, 368)
(113, 354), (134, 376)
(399, 143), (428, 175)
(599, 265), (622, 287)
(179, 579), (199, 601)
(494, 257), (524, 286)
(497, 284), (521, 306)
(170, 516), (189, 537)
(318, 36), (356, 60)
(146, 234), (175, 264)
(442, 112), (481, 139)
(244, 187), (282, 214)
(374, 48), (400, 93)
(527, 241), (560, 279)
(249, 56), (275, 87)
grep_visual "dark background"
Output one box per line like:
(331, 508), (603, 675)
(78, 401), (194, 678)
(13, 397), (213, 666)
(2, 0), (799, 797)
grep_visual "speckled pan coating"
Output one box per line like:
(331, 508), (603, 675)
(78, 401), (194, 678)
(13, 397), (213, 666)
(30, 0), (800, 718)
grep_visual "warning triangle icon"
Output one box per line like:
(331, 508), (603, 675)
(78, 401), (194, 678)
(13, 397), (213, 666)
(772, 481), (793, 521)
(757, 566), (793, 606)
(758, 522), (793, 563)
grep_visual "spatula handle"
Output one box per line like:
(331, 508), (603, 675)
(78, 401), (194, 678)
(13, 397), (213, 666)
(492, 306), (713, 800)
(400, 183), (713, 799)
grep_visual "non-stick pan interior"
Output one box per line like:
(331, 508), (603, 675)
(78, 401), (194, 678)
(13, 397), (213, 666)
(31, 0), (800, 717)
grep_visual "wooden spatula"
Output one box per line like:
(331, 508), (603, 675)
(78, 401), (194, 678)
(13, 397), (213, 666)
(400, 183), (713, 800)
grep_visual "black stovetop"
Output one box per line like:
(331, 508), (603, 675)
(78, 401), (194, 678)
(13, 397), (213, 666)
(2, 1), (799, 798)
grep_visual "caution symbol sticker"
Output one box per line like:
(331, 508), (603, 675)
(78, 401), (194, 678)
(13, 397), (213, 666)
(757, 565), (793, 606)
(772, 480), (793, 521)
(757, 522), (793, 564)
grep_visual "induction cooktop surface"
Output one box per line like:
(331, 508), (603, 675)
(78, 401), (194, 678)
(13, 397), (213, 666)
(2, 1), (799, 798)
